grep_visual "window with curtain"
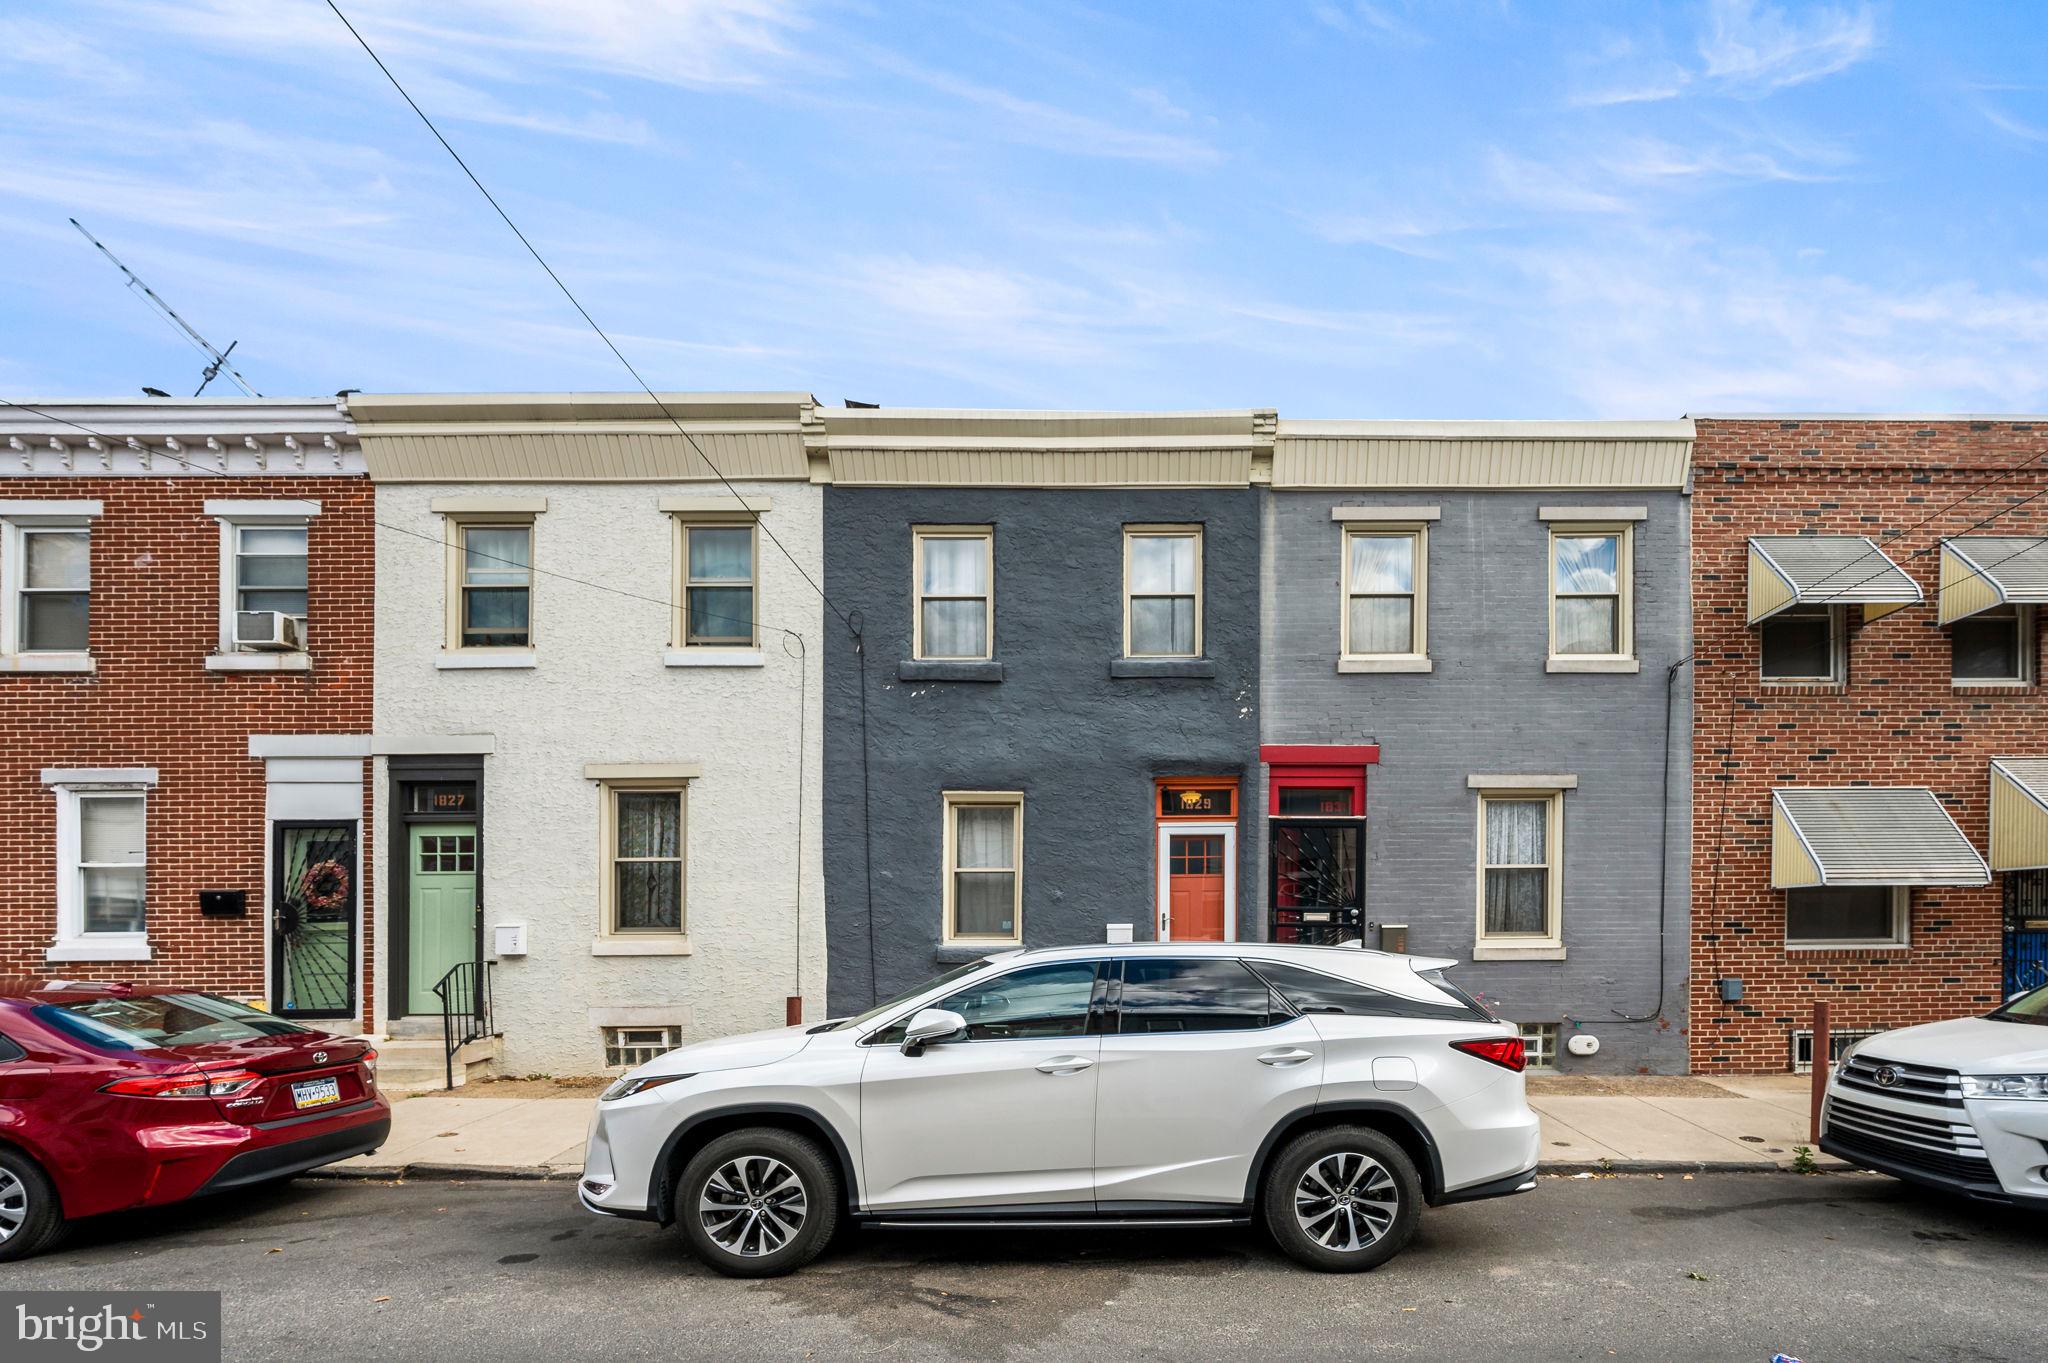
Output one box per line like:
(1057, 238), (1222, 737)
(1344, 530), (1421, 656)
(914, 529), (992, 660)
(78, 793), (146, 935)
(1551, 530), (1626, 657)
(459, 523), (532, 648)
(1125, 527), (1201, 658)
(19, 527), (90, 653)
(234, 523), (309, 623)
(681, 523), (755, 646)
(946, 794), (1020, 941)
(1480, 794), (1556, 940)
(609, 787), (685, 933)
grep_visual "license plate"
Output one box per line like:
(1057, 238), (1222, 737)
(292, 1076), (342, 1110)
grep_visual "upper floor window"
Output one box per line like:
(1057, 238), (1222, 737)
(1548, 525), (1633, 663)
(913, 527), (992, 660)
(14, 526), (90, 652)
(1123, 525), (1202, 658)
(677, 522), (756, 648)
(458, 523), (532, 648)
(1760, 605), (1842, 684)
(1342, 527), (1425, 660)
(1952, 605), (2034, 686)
(207, 501), (319, 662)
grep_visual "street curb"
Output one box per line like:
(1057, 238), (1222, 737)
(307, 1162), (574, 1183)
(305, 1158), (1857, 1185)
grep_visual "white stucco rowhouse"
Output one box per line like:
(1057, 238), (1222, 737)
(354, 392), (826, 1077)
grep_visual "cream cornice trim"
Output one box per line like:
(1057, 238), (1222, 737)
(1282, 419), (1694, 439)
(1467, 774), (1579, 790)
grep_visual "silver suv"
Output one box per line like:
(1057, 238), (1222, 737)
(580, 943), (1541, 1276)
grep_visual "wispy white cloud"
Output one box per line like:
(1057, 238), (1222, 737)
(1978, 102), (2048, 147)
(1311, 1), (1428, 48)
(1697, 0), (1877, 95)
(1486, 149), (1632, 214)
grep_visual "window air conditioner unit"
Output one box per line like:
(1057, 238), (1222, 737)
(234, 610), (304, 652)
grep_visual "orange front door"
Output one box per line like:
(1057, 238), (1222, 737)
(1167, 834), (1227, 941)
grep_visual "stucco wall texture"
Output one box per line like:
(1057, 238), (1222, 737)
(823, 487), (1263, 1014)
(1259, 489), (1692, 1073)
(374, 481), (824, 1075)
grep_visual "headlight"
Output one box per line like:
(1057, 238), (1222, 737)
(600, 1072), (694, 1102)
(1960, 1073), (2048, 1101)
(1835, 1036), (1866, 1065)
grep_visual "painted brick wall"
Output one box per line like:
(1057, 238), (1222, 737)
(1260, 489), (1693, 1073)
(0, 477), (374, 1022)
(1690, 418), (2048, 1072)
(822, 487), (1263, 1015)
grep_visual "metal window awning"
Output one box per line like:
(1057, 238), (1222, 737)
(1937, 537), (2048, 624)
(1747, 536), (1921, 624)
(1771, 787), (1989, 888)
(1990, 759), (2048, 872)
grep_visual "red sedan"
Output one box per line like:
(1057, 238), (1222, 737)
(0, 978), (390, 1259)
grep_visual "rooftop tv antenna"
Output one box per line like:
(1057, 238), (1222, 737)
(70, 217), (261, 397)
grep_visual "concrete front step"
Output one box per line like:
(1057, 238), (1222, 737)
(376, 1034), (502, 1093)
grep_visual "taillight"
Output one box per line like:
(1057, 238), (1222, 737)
(102, 1067), (264, 1098)
(1451, 1036), (1526, 1072)
(363, 1049), (378, 1081)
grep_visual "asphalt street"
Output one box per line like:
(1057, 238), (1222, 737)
(8, 1172), (2045, 1363)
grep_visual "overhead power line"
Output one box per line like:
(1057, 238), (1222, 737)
(70, 217), (260, 398)
(321, 0), (847, 632)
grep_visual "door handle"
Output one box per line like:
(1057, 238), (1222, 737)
(1036, 1056), (1095, 1075)
(1257, 1048), (1316, 1067)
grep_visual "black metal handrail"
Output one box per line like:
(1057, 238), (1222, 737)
(431, 959), (494, 1090)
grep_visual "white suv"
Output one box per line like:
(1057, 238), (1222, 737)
(1821, 982), (2048, 1208)
(580, 943), (1540, 1276)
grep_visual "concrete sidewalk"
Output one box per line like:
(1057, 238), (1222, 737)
(324, 1074), (1842, 1182)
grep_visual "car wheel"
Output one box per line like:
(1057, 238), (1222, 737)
(1261, 1125), (1422, 1272)
(0, 1147), (68, 1263)
(674, 1128), (840, 1278)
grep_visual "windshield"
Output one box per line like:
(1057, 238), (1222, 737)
(1987, 982), (2048, 1025)
(824, 960), (993, 1032)
(36, 993), (313, 1051)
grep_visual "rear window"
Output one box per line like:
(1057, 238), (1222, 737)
(1116, 958), (1287, 1034)
(35, 994), (311, 1051)
(1249, 961), (1490, 1021)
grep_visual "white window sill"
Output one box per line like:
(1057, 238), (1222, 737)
(1470, 943), (1567, 962)
(0, 653), (94, 674)
(1951, 679), (2032, 689)
(46, 939), (153, 962)
(1546, 657), (1641, 674)
(664, 649), (765, 669)
(1785, 941), (1910, 952)
(591, 936), (694, 957)
(207, 652), (312, 673)
(1338, 656), (1433, 674)
(437, 650), (537, 671)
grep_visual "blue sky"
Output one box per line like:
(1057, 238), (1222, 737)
(1, 0), (2044, 416)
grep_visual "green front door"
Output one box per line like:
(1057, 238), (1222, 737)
(408, 824), (477, 1015)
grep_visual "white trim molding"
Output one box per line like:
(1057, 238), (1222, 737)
(207, 653), (312, 673)
(0, 500), (104, 521)
(430, 495), (549, 516)
(42, 767), (159, 787)
(1539, 505), (1648, 522)
(247, 735), (372, 760)
(1468, 774), (1579, 790)
(659, 494), (771, 515)
(204, 499), (322, 521)
(583, 761), (703, 782)
(1332, 505), (1443, 522)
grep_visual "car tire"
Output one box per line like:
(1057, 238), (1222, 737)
(1261, 1125), (1422, 1273)
(0, 1146), (68, 1263)
(674, 1128), (840, 1278)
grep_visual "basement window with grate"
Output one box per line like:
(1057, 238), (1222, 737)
(603, 1025), (682, 1069)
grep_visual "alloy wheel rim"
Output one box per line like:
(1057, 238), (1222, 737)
(0, 1169), (25, 1243)
(698, 1155), (807, 1257)
(1293, 1151), (1397, 1252)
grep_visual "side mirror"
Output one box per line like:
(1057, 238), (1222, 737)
(901, 1008), (966, 1056)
